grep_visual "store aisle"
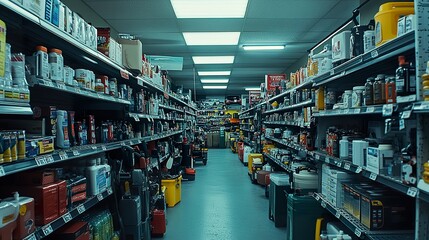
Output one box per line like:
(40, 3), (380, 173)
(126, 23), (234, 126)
(163, 149), (286, 240)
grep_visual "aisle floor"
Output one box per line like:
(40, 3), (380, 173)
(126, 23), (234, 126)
(162, 149), (286, 240)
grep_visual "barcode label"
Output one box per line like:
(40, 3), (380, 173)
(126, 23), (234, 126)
(107, 188), (113, 195)
(344, 163), (351, 170)
(77, 204), (86, 214)
(62, 212), (72, 223)
(371, 50), (379, 58)
(0, 166), (5, 177)
(42, 224), (53, 236)
(355, 167), (363, 173)
(354, 228), (362, 237)
(321, 201), (327, 208)
(407, 187), (418, 197)
(366, 107), (375, 113)
(59, 152), (68, 160)
(102, 146), (107, 151)
(91, 146), (97, 150)
(35, 156), (47, 166)
(46, 155), (54, 163)
(97, 193), (104, 201)
(369, 172), (377, 180)
(73, 150), (80, 156)
(354, 108), (361, 114)
(335, 211), (341, 219)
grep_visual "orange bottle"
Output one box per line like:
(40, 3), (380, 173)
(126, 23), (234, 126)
(385, 76), (396, 103)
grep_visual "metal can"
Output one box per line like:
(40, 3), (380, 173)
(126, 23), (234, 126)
(98, 75), (109, 95)
(109, 78), (118, 97)
(10, 131), (18, 161)
(119, 84), (127, 99)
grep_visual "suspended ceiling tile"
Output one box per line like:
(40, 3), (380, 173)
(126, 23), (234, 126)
(186, 46), (238, 54)
(247, 0), (339, 19)
(135, 33), (184, 44)
(239, 32), (297, 44)
(107, 19), (179, 33)
(178, 19), (244, 32)
(299, 31), (331, 42)
(324, 0), (360, 19)
(84, 0), (176, 19)
(306, 18), (345, 32)
(243, 18), (318, 32)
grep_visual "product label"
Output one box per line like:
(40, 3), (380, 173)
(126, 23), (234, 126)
(375, 22), (381, 45)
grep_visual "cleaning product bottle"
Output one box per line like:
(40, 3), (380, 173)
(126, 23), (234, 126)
(363, 77), (374, 105)
(56, 110), (70, 148)
(101, 158), (111, 189)
(86, 158), (107, 196)
(385, 76), (396, 103)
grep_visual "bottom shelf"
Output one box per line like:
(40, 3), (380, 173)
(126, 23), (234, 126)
(25, 187), (113, 240)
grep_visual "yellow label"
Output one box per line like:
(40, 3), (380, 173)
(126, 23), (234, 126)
(2, 214), (15, 224)
(12, 92), (19, 100)
(5, 90), (13, 99)
(19, 205), (27, 216)
(0, 20), (6, 78)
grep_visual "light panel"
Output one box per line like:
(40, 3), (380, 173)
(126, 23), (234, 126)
(203, 85), (228, 89)
(192, 56), (234, 64)
(245, 87), (260, 91)
(170, 0), (248, 18)
(243, 45), (285, 51)
(198, 71), (231, 76)
(183, 32), (240, 46)
(200, 79), (229, 83)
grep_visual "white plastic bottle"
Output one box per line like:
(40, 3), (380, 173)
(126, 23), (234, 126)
(101, 158), (111, 189)
(56, 110), (70, 148)
(86, 158), (107, 196)
(48, 48), (64, 82)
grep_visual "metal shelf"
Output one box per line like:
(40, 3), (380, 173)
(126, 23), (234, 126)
(0, 101), (33, 115)
(24, 187), (113, 240)
(129, 113), (185, 122)
(239, 115), (254, 120)
(265, 136), (308, 153)
(185, 111), (197, 116)
(266, 80), (314, 103)
(263, 121), (310, 128)
(243, 139), (253, 146)
(313, 31), (415, 87)
(263, 100), (314, 115)
(263, 153), (289, 172)
(241, 128), (255, 133)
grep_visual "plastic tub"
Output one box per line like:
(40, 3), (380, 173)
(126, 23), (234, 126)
(161, 176), (182, 207)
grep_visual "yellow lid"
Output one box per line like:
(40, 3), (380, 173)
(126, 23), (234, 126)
(379, 2), (414, 12)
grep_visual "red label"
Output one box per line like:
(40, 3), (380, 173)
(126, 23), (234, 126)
(265, 74), (286, 91)
(120, 70), (129, 80)
(164, 92), (169, 99)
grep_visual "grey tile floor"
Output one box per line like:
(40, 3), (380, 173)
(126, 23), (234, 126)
(162, 149), (286, 240)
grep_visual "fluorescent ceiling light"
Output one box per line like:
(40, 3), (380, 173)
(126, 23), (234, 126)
(183, 32), (240, 46)
(193, 56), (234, 64)
(243, 45), (285, 51)
(200, 79), (229, 83)
(245, 87), (260, 91)
(170, 0), (248, 18)
(198, 71), (231, 76)
(203, 85), (228, 89)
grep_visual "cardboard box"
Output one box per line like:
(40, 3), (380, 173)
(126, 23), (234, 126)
(65, 6), (73, 35)
(88, 25), (97, 50)
(19, 184), (59, 225)
(118, 38), (143, 74)
(109, 38), (116, 61)
(17, 170), (55, 185)
(58, 1), (65, 32)
(264, 74), (286, 95)
(405, 14), (415, 33)
(397, 16), (406, 37)
(332, 31), (351, 63)
(44, 0), (53, 23)
(54, 221), (89, 240)
(57, 180), (67, 215)
(51, 0), (60, 27)
(23, 0), (45, 18)
(116, 42), (122, 65)
(97, 28), (111, 57)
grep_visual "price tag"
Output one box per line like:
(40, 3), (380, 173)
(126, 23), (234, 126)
(107, 188), (113, 195)
(315, 154), (320, 160)
(59, 152), (68, 160)
(62, 212), (72, 223)
(369, 172), (378, 180)
(35, 156), (47, 166)
(121, 142), (126, 146)
(26, 233), (36, 240)
(91, 146), (97, 150)
(354, 228), (362, 237)
(0, 166), (4, 177)
(354, 108), (361, 114)
(120, 69), (130, 79)
(102, 146), (107, 151)
(57, 82), (67, 90)
(407, 187), (418, 197)
(356, 167), (363, 173)
(399, 119), (405, 130)
(401, 110), (412, 119)
(344, 109), (350, 114)
(97, 193), (104, 201)
(336, 161), (342, 167)
(77, 204), (86, 214)
(366, 106), (375, 113)
(344, 163), (351, 170)
(73, 150), (80, 156)
(335, 211), (341, 219)
(321, 201), (327, 208)
(45, 155), (54, 164)
(382, 104), (394, 117)
(133, 115), (140, 122)
(42, 224), (54, 236)
(315, 195), (321, 201)
(325, 157), (330, 164)
(371, 49), (379, 58)
(129, 140), (133, 145)
(330, 69), (335, 75)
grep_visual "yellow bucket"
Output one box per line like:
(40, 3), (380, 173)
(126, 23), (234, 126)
(248, 153), (263, 174)
(374, 2), (414, 46)
(161, 176), (182, 207)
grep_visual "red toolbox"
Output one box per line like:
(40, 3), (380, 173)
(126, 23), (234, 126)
(237, 142), (244, 161)
(151, 209), (166, 236)
(257, 170), (271, 186)
(184, 168), (196, 181)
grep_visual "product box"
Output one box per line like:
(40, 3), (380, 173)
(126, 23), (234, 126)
(17, 170), (56, 185)
(25, 136), (55, 157)
(97, 28), (111, 57)
(20, 183), (59, 225)
(23, 0), (45, 18)
(405, 14), (415, 33)
(65, 6), (73, 35)
(332, 31), (351, 64)
(44, 0), (53, 23)
(88, 25), (97, 50)
(72, 12), (80, 40)
(77, 16), (86, 44)
(0, 19), (6, 79)
(118, 38), (143, 74)
(51, 0), (60, 27)
(116, 42), (122, 65)
(13, 197), (36, 239)
(397, 16), (406, 37)
(58, 1), (65, 31)
(264, 74), (286, 96)
(109, 38), (117, 61)
(53, 221), (89, 240)
(57, 180), (67, 215)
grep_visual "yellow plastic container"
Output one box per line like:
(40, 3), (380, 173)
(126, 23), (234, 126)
(248, 153), (263, 174)
(374, 2), (414, 46)
(161, 176), (182, 207)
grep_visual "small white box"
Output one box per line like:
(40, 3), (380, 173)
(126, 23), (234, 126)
(366, 147), (394, 174)
(109, 38), (117, 61)
(84, 21), (90, 46)
(71, 12), (79, 39)
(118, 38), (143, 74)
(88, 26), (97, 50)
(23, 0), (46, 18)
(78, 17), (85, 44)
(65, 6), (73, 35)
(116, 43), (122, 65)
(43, 0), (53, 22)
(397, 16), (406, 37)
(58, 1), (65, 32)
(405, 14), (415, 33)
(332, 31), (351, 63)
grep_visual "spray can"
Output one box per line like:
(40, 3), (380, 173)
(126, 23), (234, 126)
(56, 110), (70, 148)
(17, 130), (25, 160)
(10, 131), (17, 161)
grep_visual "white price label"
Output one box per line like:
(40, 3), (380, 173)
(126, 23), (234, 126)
(129, 140), (133, 145)
(0, 166), (5, 177)
(336, 161), (342, 167)
(315, 154), (320, 160)
(330, 69), (335, 75)
(25, 233), (36, 240)
(57, 83), (67, 90)
(59, 152), (68, 160)
(354, 228), (362, 237)
(370, 49), (379, 58)
(344, 109), (350, 114)
(356, 167), (363, 173)
(382, 104), (394, 117)
(107, 188), (113, 195)
(45, 155), (54, 164)
(315, 195), (321, 201)
(369, 172), (378, 180)
(133, 115), (140, 122)
(419, 102), (429, 110)
(366, 107), (375, 113)
(73, 150), (80, 156)
(335, 211), (341, 219)
(407, 187), (418, 197)
(321, 201), (327, 208)
(91, 146), (97, 150)
(102, 146), (107, 151)
(121, 142), (126, 146)
(399, 119), (405, 130)
(97, 193), (104, 201)
(354, 108), (361, 114)
(62, 212), (72, 223)
(402, 110), (412, 119)
(344, 163), (351, 170)
(77, 204), (86, 214)
(35, 156), (47, 166)
(42, 224), (53, 236)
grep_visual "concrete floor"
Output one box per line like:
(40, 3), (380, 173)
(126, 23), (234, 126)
(163, 149), (286, 240)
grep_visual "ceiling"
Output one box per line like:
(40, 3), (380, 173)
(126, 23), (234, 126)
(83, 0), (360, 98)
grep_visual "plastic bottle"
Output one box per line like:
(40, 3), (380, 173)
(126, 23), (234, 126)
(95, 79), (104, 93)
(86, 158), (107, 196)
(4, 81), (13, 101)
(363, 77), (374, 105)
(101, 158), (111, 189)
(385, 76), (396, 103)
(48, 48), (64, 82)
(56, 110), (70, 148)
(373, 75), (385, 104)
(34, 46), (50, 79)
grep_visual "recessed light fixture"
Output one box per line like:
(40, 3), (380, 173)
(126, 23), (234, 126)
(183, 32), (240, 46)
(170, 0), (248, 18)
(200, 79), (229, 83)
(203, 85), (228, 89)
(193, 56), (234, 64)
(198, 71), (231, 76)
(245, 87), (260, 91)
(243, 45), (285, 51)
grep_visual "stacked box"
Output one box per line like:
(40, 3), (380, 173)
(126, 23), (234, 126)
(321, 164), (354, 208)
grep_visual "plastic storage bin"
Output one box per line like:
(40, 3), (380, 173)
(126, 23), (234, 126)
(374, 2), (414, 46)
(248, 153), (263, 174)
(161, 176), (182, 207)
(243, 146), (252, 165)
(269, 174), (291, 227)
